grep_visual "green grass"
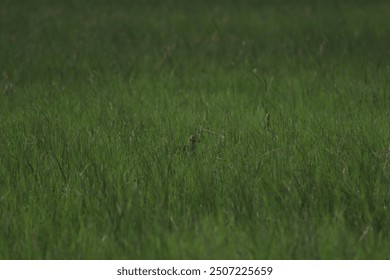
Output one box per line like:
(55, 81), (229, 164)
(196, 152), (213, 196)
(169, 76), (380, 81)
(1, 0), (390, 259)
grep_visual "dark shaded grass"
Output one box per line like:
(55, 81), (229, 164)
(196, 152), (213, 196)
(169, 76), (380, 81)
(1, 0), (390, 259)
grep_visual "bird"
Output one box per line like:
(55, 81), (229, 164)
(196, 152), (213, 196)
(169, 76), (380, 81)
(183, 134), (198, 155)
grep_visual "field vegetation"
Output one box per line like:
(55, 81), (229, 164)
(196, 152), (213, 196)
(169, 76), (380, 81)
(0, 0), (389, 259)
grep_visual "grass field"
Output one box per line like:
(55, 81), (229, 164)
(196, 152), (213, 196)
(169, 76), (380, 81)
(1, 0), (390, 259)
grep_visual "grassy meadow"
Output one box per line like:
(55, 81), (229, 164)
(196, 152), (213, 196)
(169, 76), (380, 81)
(0, 0), (390, 259)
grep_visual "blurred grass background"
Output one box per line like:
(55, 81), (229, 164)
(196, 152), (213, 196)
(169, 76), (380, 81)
(0, 0), (389, 259)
